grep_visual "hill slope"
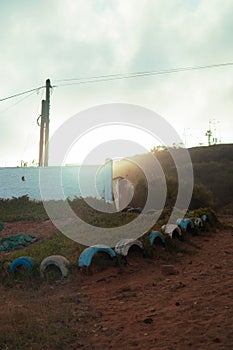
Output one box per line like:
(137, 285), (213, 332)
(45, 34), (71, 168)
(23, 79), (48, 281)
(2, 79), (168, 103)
(113, 144), (233, 211)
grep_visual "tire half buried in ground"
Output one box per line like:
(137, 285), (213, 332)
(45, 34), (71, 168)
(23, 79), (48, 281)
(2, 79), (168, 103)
(40, 255), (70, 280)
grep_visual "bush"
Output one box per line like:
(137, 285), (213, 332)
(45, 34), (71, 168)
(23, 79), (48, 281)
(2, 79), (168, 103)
(189, 184), (214, 209)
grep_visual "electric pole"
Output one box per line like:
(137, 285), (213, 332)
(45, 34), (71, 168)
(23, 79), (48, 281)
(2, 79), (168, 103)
(38, 79), (51, 166)
(38, 100), (46, 166)
(205, 119), (212, 146)
(44, 79), (51, 166)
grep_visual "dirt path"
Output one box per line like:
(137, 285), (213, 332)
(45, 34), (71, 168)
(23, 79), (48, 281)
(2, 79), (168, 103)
(1, 220), (57, 239)
(80, 223), (233, 349)
(0, 218), (232, 349)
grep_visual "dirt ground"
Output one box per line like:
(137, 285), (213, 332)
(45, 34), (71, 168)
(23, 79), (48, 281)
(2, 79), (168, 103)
(0, 216), (232, 350)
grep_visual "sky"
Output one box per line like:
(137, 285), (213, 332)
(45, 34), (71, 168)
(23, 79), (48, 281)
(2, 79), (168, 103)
(0, 0), (233, 166)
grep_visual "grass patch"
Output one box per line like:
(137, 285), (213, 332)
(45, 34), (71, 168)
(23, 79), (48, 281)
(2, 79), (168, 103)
(0, 199), (222, 284)
(0, 231), (84, 287)
(0, 196), (48, 222)
(188, 207), (221, 227)
(10, 231), (83, 265)
(0, 196), (137, 228)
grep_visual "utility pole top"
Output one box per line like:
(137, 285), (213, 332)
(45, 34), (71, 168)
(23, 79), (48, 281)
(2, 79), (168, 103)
(46, 78), (51, 87)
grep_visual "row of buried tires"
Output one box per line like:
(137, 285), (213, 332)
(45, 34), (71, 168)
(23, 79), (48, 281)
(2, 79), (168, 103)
(8, 214), (208, 279)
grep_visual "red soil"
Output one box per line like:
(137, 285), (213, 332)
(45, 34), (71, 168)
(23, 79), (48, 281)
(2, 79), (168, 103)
(0, 216), (232, 349)
(78, 219), (233, 350)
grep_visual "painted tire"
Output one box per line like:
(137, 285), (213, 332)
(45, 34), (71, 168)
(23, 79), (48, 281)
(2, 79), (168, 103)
(193, 217), (203, 228)
(149, 231), (165, 245)
(201, 214), (208, 222)
(161, 224), (182, 239)
(177, 218), (195, 232)
(115, 239), (144, 256)
(40, 255), (70, 278)
(9, 256), (35, 272)
(78, 245), (116, 268)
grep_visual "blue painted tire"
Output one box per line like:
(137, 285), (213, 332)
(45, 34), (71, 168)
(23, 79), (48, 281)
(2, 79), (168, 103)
(201, 214), (208, 222)
(177, 218), (195, 232)
(149, 231), (165, 245)
(78, 245), (116, 268)
(9, 256), (35, 272)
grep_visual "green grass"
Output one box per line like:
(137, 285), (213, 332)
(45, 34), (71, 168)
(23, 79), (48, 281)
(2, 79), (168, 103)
(0, 197), (221, 286)
(10, 231), (83, 264)
(0, 196), (48, 222)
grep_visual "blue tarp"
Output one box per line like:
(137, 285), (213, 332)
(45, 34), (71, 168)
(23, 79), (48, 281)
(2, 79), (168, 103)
(0, 233), (36, 251)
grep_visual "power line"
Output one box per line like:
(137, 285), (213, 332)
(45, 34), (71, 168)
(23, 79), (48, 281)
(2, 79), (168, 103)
(56, 62), (233, 87)
(54, 73), (127, 83)
(1, 61), (233, 101)
(0, 85), (44, 102)
(0, 90), (37, 116)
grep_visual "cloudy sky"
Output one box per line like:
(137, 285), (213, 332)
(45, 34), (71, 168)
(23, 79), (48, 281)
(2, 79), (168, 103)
(0, 0), (232, 166)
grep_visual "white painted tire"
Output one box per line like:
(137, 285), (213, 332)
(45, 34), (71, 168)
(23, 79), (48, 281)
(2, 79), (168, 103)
(40, 255), (70, 278)
(115, 239), (144, 256)
(161, 224), (182, 239)
(194, 217), (203, 228)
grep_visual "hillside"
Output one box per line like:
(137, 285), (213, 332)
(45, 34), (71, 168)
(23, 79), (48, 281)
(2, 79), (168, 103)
(113, 144), (233, 212)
